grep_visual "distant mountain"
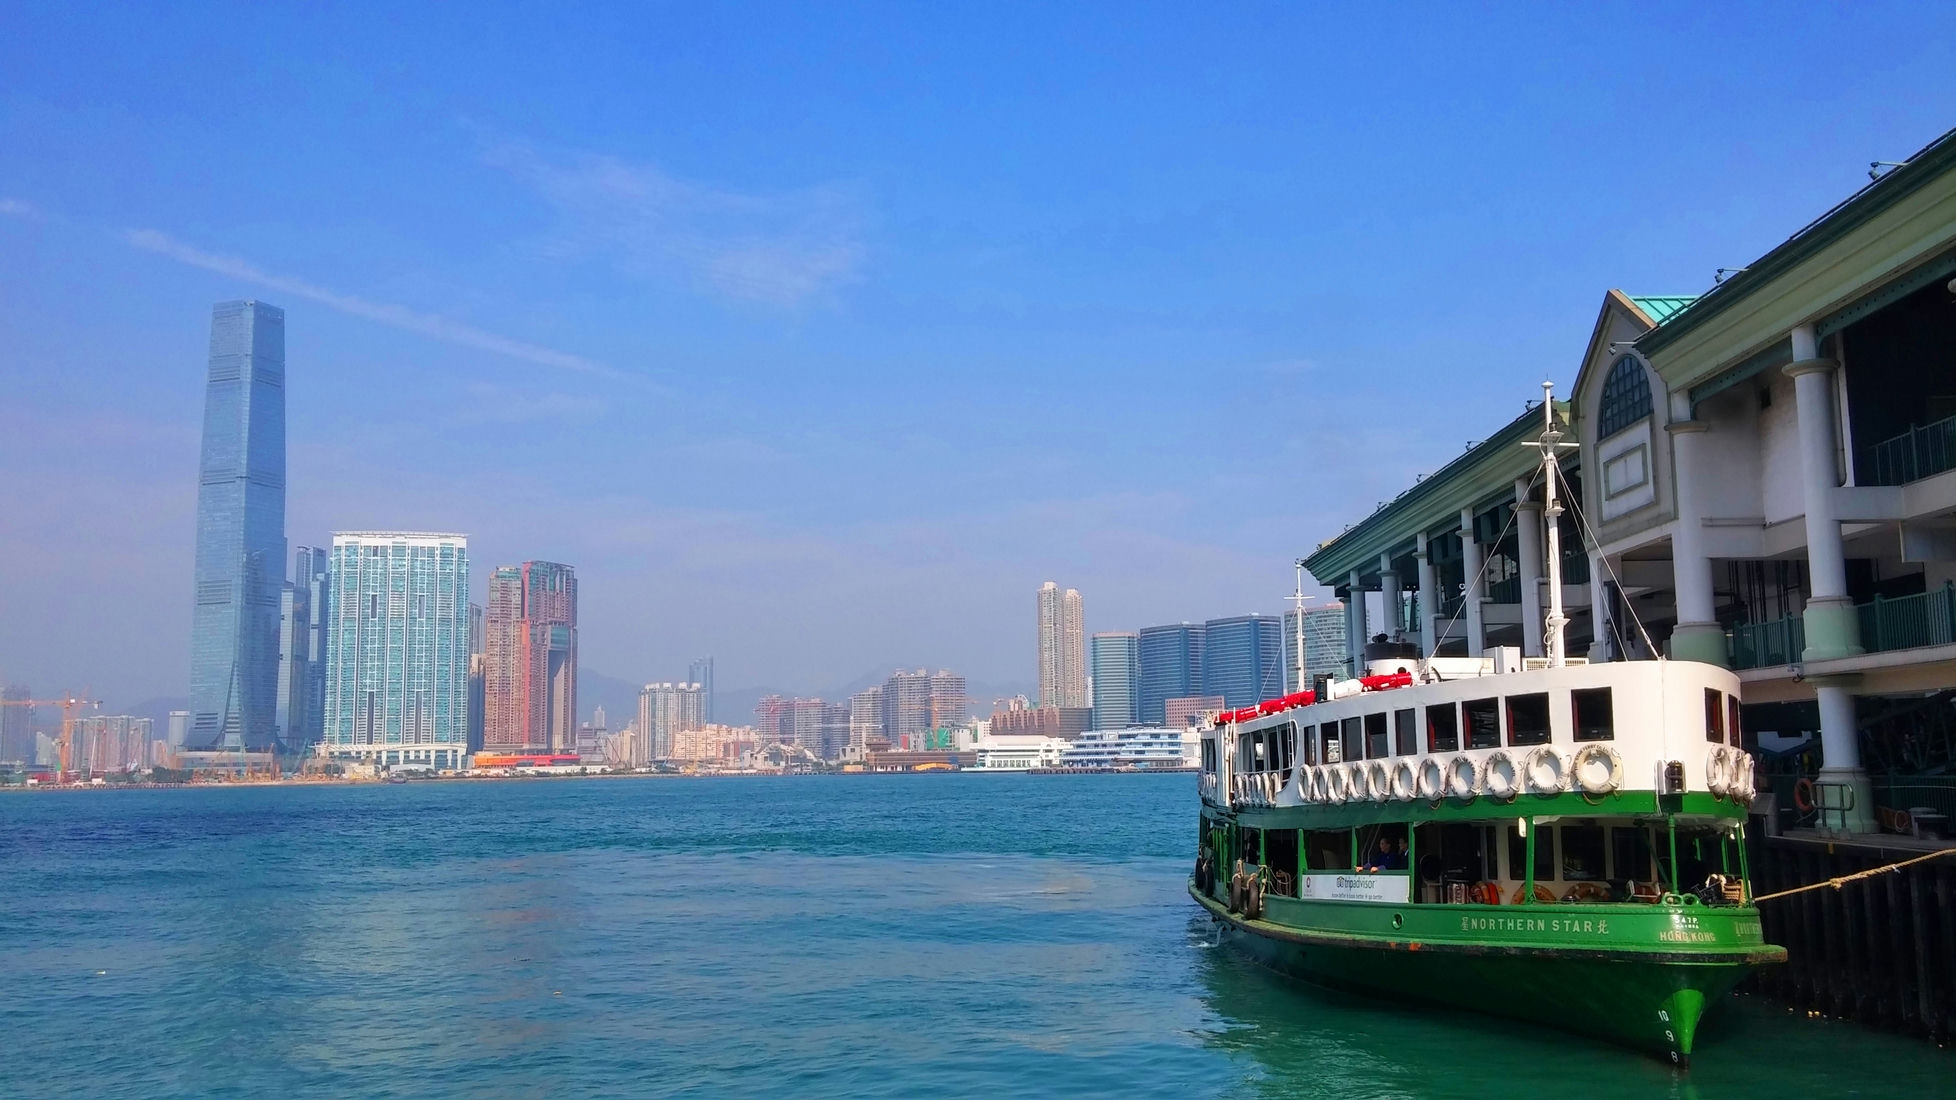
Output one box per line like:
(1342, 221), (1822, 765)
(122, 696), (190, 729)
(577, 668), (644, 729)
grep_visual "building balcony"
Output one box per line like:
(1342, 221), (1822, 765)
(1859, 413), (1956, 486)
(1727, 583), (1956, 670)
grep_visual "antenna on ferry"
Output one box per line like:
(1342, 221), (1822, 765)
(1537, 380), (1575, 668)
(1291, 559), (1310, 693)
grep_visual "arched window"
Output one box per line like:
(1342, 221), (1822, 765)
(1597, 355), (1653, 438)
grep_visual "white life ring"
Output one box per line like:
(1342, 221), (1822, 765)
(1323, 764), (1348, 804)
(1572, 743), (1621, 796)
(1369, 761), (1393, 802)
(1706, 746), (1731, 799)
(1391, 759), (1418, 802)
(1731, 751), (1755, 803)
(1295, 764), (1315, 802)
(1342, 763), (1366, 802)
(1417, 757), (1446, 801)
(1484, 751), (1520, 801)
(1525, 747), (1570, 794)
(1448, 754), (1481, 801)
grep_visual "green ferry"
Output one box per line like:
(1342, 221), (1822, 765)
(1191, 393), (1784, 1065)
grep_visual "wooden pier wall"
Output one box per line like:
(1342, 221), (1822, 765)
(1745, 832), (1956, 1044)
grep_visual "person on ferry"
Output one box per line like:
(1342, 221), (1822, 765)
(1386, 837), (1410, 871)
(1363, 837), (1395, 872)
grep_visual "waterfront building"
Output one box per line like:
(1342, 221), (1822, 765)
(879, 669), (964, 749)
(484, 562), (579, 755)
(928, 670), (967, 730)
(275, 545), (329, 750)
(466, 602), (484, 753)
(971, 734), (1069, 770)
(1282, 602), (1349, 691)
(987, 703), (1093, 739)
(188, 300), (287, 751)
(1036, 582), (1087, 708)
(1138, 623), (1204, 725)
(1303, 125), (1956, 835)
(319, 533), (471, 771)
(639, 682), (706, 763)
(1060, 727), (1199, 770)
(166, 710), (189, 749)
(0, 686), (31, 764)
(1090, 631), (1141, 729)
(70, 715), (155, 776)
(848, 687), (884, 754)
(1164, 694), (1225, 730)
(688, 657), (715, 722)
(1201, 614), (1285, 707)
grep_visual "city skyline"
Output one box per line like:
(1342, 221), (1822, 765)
(6, 11), (1952, 707)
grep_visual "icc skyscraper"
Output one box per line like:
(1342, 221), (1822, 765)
(188, 301), (287, 750)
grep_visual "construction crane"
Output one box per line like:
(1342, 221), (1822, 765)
(0, 695), (102, 782)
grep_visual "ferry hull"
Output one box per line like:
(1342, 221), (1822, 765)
(1193, 882), (1780, 1065)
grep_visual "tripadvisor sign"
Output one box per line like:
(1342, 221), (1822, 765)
(1299, 872), (1410, 904)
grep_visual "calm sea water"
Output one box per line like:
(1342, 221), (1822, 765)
(1, 774), (1947, 1099)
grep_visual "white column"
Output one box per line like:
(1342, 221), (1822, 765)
(1378, 552), (1402, 643)
(1345, 570), (1366, 678)
(1664, 397), (1724, 665)
(1416, 533), (1438, 656)
(1514, 478), (1544, 657)
(1459, 508), (1485, 658)
(1587, 553), (1613, 661)
(1785, 322), (1871, 831)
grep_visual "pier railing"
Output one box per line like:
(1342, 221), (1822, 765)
(1726, 584), (1956, 670)
(1859, 413), (1956, 486)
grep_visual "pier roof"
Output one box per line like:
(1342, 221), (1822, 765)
(1303, 400), (1568, 588)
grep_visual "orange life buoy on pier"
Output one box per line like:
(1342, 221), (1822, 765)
(1793, 777), (1817, 814)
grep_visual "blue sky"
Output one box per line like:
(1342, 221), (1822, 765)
(2, 3), (1953, 707)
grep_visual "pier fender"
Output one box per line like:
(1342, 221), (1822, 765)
(1656, 987), (1706, 1065)
(1484, 751), (1520, 802)
(1572, 744), (1621, 795)
(1416, 757), (1446, 802)
(1525, 747), (1570, 794)
(1706, 746), (1731, 800)
(1447, 755), (1481, 801)
(1391, 759), (1418, 801)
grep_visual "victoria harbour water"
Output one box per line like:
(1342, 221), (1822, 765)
(2, 774), (1947, 1099)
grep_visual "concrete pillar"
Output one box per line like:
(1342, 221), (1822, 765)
(1416, 532), (1438, 656)
(1514, 478), (1545, 657)
(1459, 508), (1485, 658)
(1785, 325), (1863, 662)
(1587, 554), (1613, 662)
(1378, 552), (1402, 643)
(1785, 323), (1871, 831)
(1345, 570), (1366, 678)
(1665, 400), (1725, 665)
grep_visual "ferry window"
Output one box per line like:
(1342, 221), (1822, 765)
(1611, 826), (1654, 883)
(1727, 695), (1743, 748)
(1705, 688), (1725, 743)
(1341, 717), (1363, 764)
(1364, 712), (1389, 759)
(1201, 740), (1216, 773)
(1394, 709), (1418, 755)
(1561, 823), (1606, 881)
(1357, 824), (1407, 871)
(1506, 693), (1551, 746)
(1572, 688), (1614, 742)
(1240, 828), (1263, 866)
(1320, 723), (1342, 764)
(1506, 824), (1556, 883)
(1436, 823), (1490, 881)
(1306, 829), (1353, 871)
(1264, 830), (1301, 896)
(1426, 703), (1459, 752)
(1464, 698), (1500, 749)
(1278, 722), (1296, 773)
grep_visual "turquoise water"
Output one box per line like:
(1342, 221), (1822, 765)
(1, 774), (1946, 1098)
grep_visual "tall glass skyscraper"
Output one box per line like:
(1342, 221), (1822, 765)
(1201, 614), (1285, 708)
(1090, 632), (1140, 729)
(188, 300), (286, 750)
(688, 657), (716, 723)
(321, 533), (471, 770)
(1137, 623), (1204, 725)
(275, 545), (330, 751)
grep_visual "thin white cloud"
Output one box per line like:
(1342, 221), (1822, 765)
(0, 198), (42, 220)
(485, 142), (866, 308)
(124, 228), (622, 379)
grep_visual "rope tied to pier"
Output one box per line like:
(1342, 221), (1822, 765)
(1750, 847), (1956, 904)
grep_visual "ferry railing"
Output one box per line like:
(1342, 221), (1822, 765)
(1858, 412), (1956, 486)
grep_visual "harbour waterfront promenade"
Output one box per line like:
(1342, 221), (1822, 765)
(2, 774), (1948, 1099)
